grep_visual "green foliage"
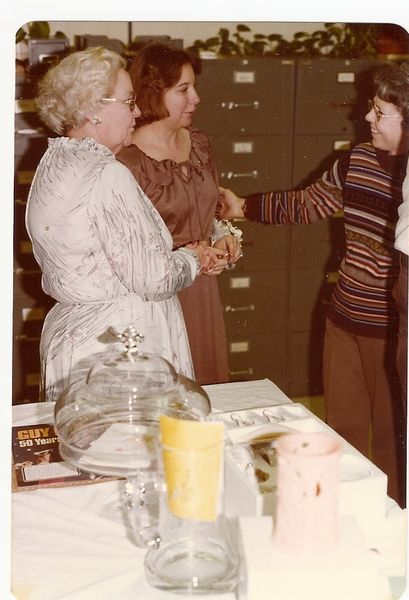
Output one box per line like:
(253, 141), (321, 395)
(186, 23), (380, 58)
(16, 22), (67, 43)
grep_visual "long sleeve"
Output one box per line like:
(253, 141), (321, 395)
(244, 153), (349, 224)
(89, 161), (197, 301)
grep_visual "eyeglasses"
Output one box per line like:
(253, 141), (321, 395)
(101, 95), (137, 111)
(367, 99), (401, 122)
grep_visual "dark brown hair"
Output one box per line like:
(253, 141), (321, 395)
(373, 61), (409, 129)
(129, 42), (202, 126)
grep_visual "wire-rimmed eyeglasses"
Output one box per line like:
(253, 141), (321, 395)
(101, 95), (137, 111)
(368, 99), (401, 122)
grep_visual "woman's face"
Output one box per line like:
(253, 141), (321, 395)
(162, 63), (200, 129)
(365, 95), (408, 155)
(96, 69), (140, 154)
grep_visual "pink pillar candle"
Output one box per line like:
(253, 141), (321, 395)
(273, 432), (342, 556)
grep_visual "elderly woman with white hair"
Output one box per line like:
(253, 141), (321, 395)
(25, 46), (223, 402)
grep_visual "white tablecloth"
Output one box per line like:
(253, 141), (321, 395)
(8, 379), (407, 600)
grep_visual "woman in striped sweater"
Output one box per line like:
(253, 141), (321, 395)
(220, 61), (409, 506)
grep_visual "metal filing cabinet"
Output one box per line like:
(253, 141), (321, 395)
(195, 57), (379, 397)
(13, 74), (54, 404)
(195, 58), (296, 389)
(195, 58), (295, 136)
(195, 57), (296, 194)
(286, 58), (379, 396)
(292, 58), (380, 186)
(218, 222), (289, 387)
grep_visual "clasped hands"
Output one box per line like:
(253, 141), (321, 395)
(186, 234), (242, 275)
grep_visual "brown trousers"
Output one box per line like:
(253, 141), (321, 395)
(323, 318), (405, 506)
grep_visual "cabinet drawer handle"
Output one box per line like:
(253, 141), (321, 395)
(15, 334), (41, 342)
(15, 127), (44, 135)
(14, 267), (41, 275)
(225, 303), (255, 313)
(221, 101), (260, 110)
(221, 170), (258, 180)
(229, 367), (254, 376)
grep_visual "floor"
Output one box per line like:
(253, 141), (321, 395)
(291, 395), (325, 421)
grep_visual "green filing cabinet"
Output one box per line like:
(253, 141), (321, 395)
(195, 58), (296, 389)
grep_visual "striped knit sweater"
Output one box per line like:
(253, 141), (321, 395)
(244, 143), (408, 338)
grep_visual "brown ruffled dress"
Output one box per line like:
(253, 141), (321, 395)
(117, 127), (229, 385)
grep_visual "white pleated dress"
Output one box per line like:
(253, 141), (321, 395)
(25, 137), (197, 402)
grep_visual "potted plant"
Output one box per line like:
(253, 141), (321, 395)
(186, 23), (388, 59)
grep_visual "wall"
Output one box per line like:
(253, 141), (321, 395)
(45, 21), (326, 48)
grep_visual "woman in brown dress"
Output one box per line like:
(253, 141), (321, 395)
(118, 43), (242, 385)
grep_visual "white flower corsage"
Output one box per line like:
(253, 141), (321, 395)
(211, 218), (243, 245)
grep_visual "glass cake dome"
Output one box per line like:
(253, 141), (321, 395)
(54, 326), (211, 478)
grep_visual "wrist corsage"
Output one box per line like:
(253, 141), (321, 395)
(211, 219), (243, 246)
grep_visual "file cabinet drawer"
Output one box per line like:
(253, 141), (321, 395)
(13, 335), (41, 404)
(220, 221), (289, 273)
(15, 132), (48, 162)
(295, 58), (379, 136)
(288, 267), (332, 333)
(289, 218), (344, 270)
(212, 134), (293, 194)
(13, 264), (44, 298)
(13, 295), (52, 338)
(292, 134), (353, 187)
(220, 270), (286, 335)
(195, 57), (295, 135)
(227, 331), (286, 387)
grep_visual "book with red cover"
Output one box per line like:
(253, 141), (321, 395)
(12, 423), (117, 491)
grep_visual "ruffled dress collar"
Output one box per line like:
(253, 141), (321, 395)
(48, 136), (114, 158)
(125, 127), (212, 185)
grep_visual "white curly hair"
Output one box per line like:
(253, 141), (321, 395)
(35, 46), (127, 134)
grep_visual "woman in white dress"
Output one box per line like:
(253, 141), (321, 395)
(25, 47), (222, 402)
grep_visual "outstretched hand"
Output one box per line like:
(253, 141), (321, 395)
(219, 186), (246, 220)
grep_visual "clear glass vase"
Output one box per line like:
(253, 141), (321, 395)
(144, 415), (240, 594)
